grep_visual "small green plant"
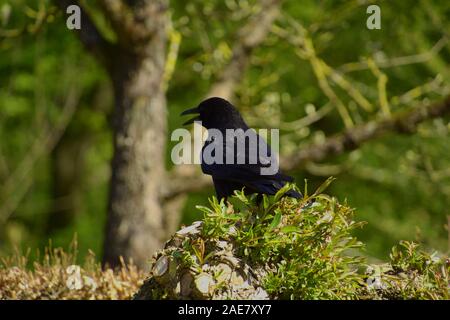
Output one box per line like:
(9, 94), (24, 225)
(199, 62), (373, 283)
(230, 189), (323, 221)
(360, 240), (449, 299)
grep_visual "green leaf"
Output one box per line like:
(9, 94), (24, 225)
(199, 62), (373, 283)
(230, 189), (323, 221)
(263, 194), (270, 210)
(270, 209), (282, 229)
(280, 225), (299, 233)
(233, 189), (250, 205)
(226, 214), (242, 221)
(274, 183), (292, 202)
(195, 205), (213, 215)
(312, 177), (336, 196)
(303, 179), (308, 198)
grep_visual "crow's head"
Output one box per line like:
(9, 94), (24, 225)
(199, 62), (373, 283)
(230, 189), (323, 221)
(181, 97), (247, 129)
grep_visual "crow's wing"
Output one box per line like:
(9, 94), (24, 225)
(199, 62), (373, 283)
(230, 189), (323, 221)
(201, 129), (293, 185)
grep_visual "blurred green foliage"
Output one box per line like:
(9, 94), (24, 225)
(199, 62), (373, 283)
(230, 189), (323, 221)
(0, 0), (449, 262)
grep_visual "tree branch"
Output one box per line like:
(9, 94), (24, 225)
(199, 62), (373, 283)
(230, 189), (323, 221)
(280, 95), (450, 171)
(165, 96), (450, 197)
(97, 0), (156, 47)
(162, 171), (212, 201)
(54, 0), (114, 67)
(207, 0), (283, 99)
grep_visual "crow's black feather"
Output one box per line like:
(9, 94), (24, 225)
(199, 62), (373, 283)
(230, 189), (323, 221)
(182, 97), (302, 200)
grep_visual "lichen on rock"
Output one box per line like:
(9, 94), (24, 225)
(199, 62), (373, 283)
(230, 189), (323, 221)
(134, 219), (269, 299)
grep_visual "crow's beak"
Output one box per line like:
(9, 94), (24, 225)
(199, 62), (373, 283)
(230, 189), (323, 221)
(181, 107), (201, 126)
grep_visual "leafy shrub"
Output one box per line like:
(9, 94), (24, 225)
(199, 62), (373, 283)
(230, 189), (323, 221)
(360, 241), (449, 299)
(197, 178), (366, 299)
(137, 179), (448, 300)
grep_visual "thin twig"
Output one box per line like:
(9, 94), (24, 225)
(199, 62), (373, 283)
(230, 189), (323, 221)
(338, 36), (448, 73)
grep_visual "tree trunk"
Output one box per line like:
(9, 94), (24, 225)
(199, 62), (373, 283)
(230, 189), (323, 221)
(102, 29), (168, 268)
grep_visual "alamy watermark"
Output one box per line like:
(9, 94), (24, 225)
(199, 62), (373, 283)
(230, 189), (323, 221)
(366, 5), (381, 30)
(170, 122), (280, 176)
(66, 5), (81, 30)
(65, 4), (381, 31)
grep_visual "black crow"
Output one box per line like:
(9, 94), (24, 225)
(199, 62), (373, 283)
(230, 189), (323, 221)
(181, 97), (302, 200)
